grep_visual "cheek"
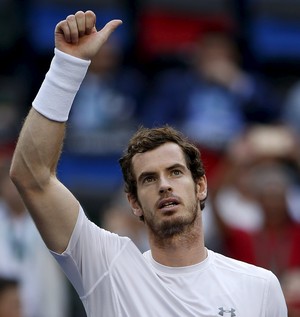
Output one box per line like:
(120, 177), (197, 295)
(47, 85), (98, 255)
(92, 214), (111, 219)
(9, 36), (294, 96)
(135, 189), (148, 210)
(138, 194), (151, 210)
(188, 180), (198, 195)
(137, 188), (158, 212)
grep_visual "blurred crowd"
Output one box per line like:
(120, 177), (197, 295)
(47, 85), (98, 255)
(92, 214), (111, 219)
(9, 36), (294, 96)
(1, 0), (300, 316)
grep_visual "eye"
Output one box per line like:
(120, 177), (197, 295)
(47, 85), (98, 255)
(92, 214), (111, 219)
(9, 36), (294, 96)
(143, 175), (155, 184)
(171, 169), (182, 176)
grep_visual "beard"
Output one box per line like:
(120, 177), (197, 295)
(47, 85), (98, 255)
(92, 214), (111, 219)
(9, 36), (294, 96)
(143, 199), (199, 241)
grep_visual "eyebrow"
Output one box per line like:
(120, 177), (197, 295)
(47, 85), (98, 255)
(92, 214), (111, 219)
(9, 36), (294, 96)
(137, 163), (186, 184)
(137, 171), (156, 184)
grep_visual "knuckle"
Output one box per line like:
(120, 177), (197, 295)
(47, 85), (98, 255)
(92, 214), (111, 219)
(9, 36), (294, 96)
(75, 11), (84, 17)
(85, 10), (95, 16)
(66, 14), (75, 21)
(85, 11), (96, 23)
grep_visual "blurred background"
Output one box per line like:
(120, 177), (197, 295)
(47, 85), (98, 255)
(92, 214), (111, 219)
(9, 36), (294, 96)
(0, 0), (300, 316)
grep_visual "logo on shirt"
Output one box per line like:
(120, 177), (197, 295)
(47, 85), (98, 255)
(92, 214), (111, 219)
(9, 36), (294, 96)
(218, 307), (236, 316)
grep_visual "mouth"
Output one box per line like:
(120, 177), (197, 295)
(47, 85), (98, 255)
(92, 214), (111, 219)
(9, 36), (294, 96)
(158, 197), (180, 210)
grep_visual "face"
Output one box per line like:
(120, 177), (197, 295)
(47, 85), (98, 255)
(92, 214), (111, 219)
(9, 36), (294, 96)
(0, 176), (25, 215)
(0, 287), (22, 317)
(128, 142), (207, 239)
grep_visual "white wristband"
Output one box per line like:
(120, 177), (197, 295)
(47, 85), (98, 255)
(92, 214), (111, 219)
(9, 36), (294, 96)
(32, 48), (91, 122)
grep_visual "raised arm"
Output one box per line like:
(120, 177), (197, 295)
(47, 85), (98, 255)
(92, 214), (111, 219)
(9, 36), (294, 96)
(10, 11), (122, 253)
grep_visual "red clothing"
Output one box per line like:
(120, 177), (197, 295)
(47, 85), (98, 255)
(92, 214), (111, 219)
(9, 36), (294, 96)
(224, 223), (300, 278)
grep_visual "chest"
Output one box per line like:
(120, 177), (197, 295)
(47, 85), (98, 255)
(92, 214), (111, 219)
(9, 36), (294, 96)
(91, 261), (266, 317)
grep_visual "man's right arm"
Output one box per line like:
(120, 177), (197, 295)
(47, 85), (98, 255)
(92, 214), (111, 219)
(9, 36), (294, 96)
(10, 108), (78, 253)
(10, 11), (122, 253)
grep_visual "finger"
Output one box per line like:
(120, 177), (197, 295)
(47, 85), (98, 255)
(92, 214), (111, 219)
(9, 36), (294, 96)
(66, 14), (79, 44)
(55, 20), (71, 43)
(74, 11), (86, 37)
(85, 10), (97, 35)
(96, 19), (123, 43)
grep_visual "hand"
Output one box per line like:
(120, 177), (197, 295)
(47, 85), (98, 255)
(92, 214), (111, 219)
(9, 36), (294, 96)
(54, 10), (122, 60)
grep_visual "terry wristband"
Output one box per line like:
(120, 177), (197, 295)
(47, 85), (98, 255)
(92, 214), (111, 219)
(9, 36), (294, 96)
(32, 48), (91, 122)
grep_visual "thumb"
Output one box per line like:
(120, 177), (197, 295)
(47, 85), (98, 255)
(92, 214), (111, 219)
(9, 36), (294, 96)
(95, 19), (123, 46)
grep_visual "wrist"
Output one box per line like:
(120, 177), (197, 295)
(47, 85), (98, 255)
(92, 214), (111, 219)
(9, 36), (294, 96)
(32, 48), (91, 122)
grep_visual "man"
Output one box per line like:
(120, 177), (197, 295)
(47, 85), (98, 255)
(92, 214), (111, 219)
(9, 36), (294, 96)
(10, 10), (287, 317)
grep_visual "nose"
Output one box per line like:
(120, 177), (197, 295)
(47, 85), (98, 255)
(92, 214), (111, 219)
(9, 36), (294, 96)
(159, 177), (172, 194)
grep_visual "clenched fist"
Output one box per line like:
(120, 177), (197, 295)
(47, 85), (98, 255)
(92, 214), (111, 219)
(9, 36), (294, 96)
(54, 10), (122, 60)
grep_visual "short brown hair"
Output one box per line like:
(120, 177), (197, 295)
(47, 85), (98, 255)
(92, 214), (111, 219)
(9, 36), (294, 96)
(119, 125), (206, 209)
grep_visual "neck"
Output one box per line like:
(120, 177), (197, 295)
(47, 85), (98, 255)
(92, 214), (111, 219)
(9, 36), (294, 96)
(148, 216), (207, 267)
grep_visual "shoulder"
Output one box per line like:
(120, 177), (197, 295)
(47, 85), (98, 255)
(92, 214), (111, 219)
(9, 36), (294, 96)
(209, 249), (276, 282)
(208, 250), (286, 308)
(209, 251), (287, 316)
(64, 205), (132, 255)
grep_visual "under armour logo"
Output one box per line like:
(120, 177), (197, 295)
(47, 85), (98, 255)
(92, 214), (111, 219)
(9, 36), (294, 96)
(218, 307), (236, 317)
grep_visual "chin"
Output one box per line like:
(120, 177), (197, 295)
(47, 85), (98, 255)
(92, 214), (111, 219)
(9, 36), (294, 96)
(152, 212), (197, 239)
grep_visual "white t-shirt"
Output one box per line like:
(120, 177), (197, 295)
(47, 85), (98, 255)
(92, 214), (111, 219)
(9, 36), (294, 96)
(51, 206), (287, 317)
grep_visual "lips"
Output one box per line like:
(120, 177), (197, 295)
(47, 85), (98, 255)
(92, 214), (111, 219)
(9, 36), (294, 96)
(157, 197), (180, 209)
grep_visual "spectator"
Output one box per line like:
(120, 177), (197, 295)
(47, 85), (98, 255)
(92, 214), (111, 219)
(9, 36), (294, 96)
(0, 276), (22, 317)
(0, 159), (70, 317)
(212, 128), (300, 277)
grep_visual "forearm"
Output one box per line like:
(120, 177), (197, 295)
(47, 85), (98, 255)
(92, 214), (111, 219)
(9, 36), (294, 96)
(11, 48), (90, 188)
(10, 106), (80, 253)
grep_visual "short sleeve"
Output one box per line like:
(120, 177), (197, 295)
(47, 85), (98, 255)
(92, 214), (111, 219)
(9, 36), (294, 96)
(265, 272), (287, 317)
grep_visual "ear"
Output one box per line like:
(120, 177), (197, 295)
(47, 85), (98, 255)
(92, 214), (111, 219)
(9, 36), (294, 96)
(196, 175), (207, 200)
(127, 194), (143, 217)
